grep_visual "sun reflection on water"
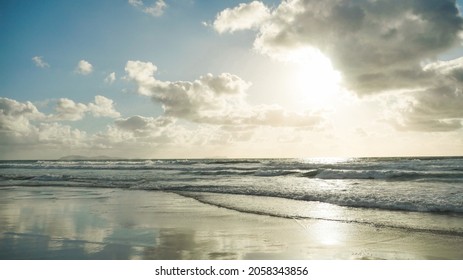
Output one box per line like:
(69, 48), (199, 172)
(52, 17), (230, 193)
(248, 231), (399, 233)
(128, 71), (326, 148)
(301, 157), (354, 165)
(295, 202), (347, 246)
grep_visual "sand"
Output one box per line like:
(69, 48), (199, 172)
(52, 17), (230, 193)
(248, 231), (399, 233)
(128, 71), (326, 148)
(0, 186), (463, 260)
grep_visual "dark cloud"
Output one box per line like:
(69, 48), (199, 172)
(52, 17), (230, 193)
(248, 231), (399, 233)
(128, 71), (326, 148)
(215, 0), (463, 132)
(253, 0), (463, 94)
(115, 115), (174, 131)
(395, 83), (463, 131)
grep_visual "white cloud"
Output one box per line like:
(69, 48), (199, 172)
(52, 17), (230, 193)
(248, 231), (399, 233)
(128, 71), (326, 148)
(32, 56), (50, 68)
(75, 60), (93, 75)
(0, 100), (248, 158)
(87, 95), (121, 118)
(104, 72), (116, 84)
(36, 122), (87, 146)
(124, 60), (158, 95)
(92, 115), (194, 156)
(0, 98), (43, 118)
(0, 96), (121, 158)
(125, 60), (249, 121)
(124, 60), (322, 128)
(54, 98), (88, 121)
(0, 97), (44, 134)
(213, 1), (270, 33)
(0, 97), (87, 154)
(1, 94), (321, 159)
(52, 95), (120, 121)
(129, 0), (167, 17)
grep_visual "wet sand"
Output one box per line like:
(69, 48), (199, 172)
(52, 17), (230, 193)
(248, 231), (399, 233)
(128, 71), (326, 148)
(0, 186), (463, 260)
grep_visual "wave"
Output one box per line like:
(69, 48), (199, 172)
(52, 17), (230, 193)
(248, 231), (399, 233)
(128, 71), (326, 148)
(305, 169), (463, 181)
(254, 169), (302, 177)
(200, 159), (263, 165)
(148, 182), (463, 214)
(2, 157), (462, 215)
(2, 158), (462, 182)
(173, 191), (463, 237)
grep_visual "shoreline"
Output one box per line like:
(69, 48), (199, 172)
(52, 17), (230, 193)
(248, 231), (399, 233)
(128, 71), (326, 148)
(1, 186), (463, 260)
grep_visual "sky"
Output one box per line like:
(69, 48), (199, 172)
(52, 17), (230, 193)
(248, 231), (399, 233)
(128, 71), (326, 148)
(1, 0), (463, 159)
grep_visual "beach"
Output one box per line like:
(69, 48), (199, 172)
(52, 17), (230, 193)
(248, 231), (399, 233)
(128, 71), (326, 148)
(1, 186), (463, 260)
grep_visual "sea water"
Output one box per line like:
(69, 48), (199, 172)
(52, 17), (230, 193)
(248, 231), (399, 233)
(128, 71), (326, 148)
(1, 157), (463, 235)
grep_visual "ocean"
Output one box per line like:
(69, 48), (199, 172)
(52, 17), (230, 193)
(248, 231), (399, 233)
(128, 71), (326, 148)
(1, 157), (463, 237)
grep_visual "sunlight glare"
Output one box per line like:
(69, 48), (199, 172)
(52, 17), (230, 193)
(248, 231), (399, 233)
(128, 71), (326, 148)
(286, 47), (343, 109)
(302, 157), (354, 165)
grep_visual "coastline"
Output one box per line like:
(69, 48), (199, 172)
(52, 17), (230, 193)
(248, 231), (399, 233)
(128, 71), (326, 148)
(1, 186), (463, 260)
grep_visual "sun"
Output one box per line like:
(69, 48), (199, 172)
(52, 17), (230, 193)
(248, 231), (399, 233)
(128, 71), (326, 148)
(285, 47), (343, 110)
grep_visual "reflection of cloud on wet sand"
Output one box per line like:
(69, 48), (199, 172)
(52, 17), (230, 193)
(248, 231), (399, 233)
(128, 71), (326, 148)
(2, 187), (463, 259)
(143, 229), (206, 259)
(0, 187), (309, 259)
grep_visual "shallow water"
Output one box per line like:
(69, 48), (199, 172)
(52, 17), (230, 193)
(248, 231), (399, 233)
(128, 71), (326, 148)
(1, 157), (463, 236)
(2, 186), (463, 260)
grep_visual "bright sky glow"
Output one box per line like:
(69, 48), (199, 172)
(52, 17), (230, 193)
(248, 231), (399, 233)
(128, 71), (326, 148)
(284, 47), (343, 110)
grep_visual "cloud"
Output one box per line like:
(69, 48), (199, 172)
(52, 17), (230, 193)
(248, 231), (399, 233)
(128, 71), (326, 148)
(0, 98), (43, 119)
(92, 115), (197, 156)
(52, 95), (120, 121)
(0, 96), (120, 158)
(111, 115), (176, 142)
(0, 94), (321, 159)
(215, 0), (463, 93)
(124, 60), (158, 94)
(0, 96), (120, 125)
(115, 115), (173, 132)
(124, 60), (249, 121)
(87, 95), (121, 118)
(53, 98), (88, 121)
(129, 0), (167, 17)
(0, 97), (44, 134)
(0, 97), (86, 151)
(214, 0), (463, 132)
(104, 72), (116, 84)
(75, 60), (93, 75)
(390, 60), (463, 131)
(35, 122), (87, 146)
(124, 60), (322, 128)
(213, 1), (270, 33)
(32, 56), (50, 68)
